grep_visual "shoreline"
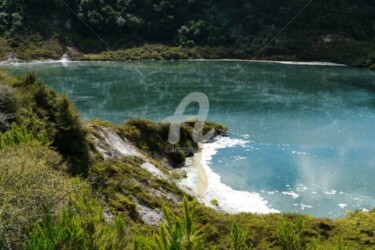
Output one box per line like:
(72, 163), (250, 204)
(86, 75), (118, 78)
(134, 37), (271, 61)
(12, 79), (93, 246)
(179, 136), (279, 214)
(193, 145), (209, 196)
(0, 58), (348, 67)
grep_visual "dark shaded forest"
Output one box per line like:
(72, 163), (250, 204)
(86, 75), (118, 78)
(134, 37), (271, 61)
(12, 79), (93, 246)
(0, 0), (374, 50)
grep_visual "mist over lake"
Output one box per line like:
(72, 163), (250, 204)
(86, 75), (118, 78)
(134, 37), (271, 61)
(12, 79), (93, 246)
(8, 60), (375, 218)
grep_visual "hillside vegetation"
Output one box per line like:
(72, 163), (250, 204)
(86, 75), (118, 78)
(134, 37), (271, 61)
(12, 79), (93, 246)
(0, 1), (374, 69)
(1, 72), (375, 249)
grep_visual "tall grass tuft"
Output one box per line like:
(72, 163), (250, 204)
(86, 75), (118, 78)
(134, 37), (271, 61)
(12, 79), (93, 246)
(27, 193), (128, 250)
(230, 223), (253, 250)
(276, 217), (306, 250)
(135, 197), (203, 250)
(0, 124), (50, 150)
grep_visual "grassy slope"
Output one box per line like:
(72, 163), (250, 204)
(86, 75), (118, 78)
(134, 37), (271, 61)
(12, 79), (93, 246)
(1, 72), (375, 249)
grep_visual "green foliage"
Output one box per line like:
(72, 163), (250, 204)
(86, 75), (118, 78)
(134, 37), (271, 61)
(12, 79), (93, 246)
(81, 45), (251, 61)
(11, 72), (90, 175)
(177, 21), (207, 48)
(0, 144), (84, 249)
(170, 169), (187, 180)
(136, 197), (203, 250)
(210, 199), (219, 207)
(123, 118), (197, 167)
(230, 223), (252, 250)
(0, 124), (50, 150)
(27, 194), (128, 250)
(123, 118), (227, 167)
(276, 217), (306, 250)
(89, 156), (183, 220)
(0, 38), (13, 60)
(1, 0), (374, 69)
(15, 36), (64, 60)
(0, 84), (17, 131)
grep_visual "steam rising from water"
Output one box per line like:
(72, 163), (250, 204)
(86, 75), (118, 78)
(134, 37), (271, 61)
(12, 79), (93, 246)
(4, 61), (375, 217)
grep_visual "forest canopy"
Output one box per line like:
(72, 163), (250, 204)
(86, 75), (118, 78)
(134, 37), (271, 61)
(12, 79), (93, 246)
(0, 0), (374, 50)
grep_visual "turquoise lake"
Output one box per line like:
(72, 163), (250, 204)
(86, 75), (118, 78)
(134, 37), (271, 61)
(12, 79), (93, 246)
(5, 60), (375, 218)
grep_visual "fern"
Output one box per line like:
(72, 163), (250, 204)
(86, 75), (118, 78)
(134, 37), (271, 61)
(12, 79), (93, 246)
(276, 217), (306, 250)
(0, 124), (50, 150)
(230, 223), (252, 250)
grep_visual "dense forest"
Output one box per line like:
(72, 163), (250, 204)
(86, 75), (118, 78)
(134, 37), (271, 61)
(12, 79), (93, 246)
(0, 0), (375, 68)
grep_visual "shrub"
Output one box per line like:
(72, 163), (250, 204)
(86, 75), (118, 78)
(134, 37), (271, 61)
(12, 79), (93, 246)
(123, 119), (227, 167)
(0, 85), (17, 131)
(27, 193), (128, 250)
(135, 197), (203, 250)
(0, 124), (50, 150)
(230, 223), (252, 250)
(276, 217), (306, 250)
(0, 144), (85, 249)
(15, 36), (64, 60)
(123, 119), (196, 167)
(12, 72), (90, 175)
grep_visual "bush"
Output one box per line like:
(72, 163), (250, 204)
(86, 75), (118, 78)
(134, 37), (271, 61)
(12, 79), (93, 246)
(123, 118), (227, 167)
(123, 118), (196, 167)
(0, 85), (17, 131)
(12, 72), (90, 175)
(0, 144), (85, 249)
(276, 217), (306, 250)
(230, 223), (252, 250)
(27, 193), (128, 250)
(0, 124), (50, 150)
(135, 197), (203, 250)
(15, 36), (64, 60)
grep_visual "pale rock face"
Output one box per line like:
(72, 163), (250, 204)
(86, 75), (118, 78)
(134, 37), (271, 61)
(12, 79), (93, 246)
(93, 125), (169, 180)
(141, 162), (168, 180)
(91, 125), (174, 224)
(94, 126), (143, 159)
(136, 204), (164, 226)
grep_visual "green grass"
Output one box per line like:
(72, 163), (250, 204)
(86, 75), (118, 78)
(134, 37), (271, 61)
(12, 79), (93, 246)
(27, 193), (128, 250)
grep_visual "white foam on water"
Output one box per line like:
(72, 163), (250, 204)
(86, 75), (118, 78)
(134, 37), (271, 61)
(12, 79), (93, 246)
(59, 53), (70, 67)
(338, 204), (347, 209)
(183, 59), (347, 67)
(273, 61), (346, 66)
(282, 191), (300, 199)
(325, 190), (337, 195)
(300, 203), (313, 210)
(187, 136), (278, 214)
(292, 151), (308, 155)
(0, 53), (71, 66)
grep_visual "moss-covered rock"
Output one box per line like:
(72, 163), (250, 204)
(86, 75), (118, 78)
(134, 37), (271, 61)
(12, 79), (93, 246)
(89, 157), (183, 222)
(122, 118), (227, 167)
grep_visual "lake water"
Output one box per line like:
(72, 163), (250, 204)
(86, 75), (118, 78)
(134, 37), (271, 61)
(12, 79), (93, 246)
(5, 60), (375, 218)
